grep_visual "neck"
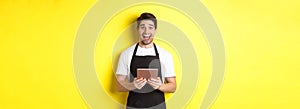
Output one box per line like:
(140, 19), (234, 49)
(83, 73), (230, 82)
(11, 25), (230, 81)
(139, 41), (154, 48)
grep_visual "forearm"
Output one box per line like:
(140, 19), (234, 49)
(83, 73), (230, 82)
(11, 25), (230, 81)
(116, 80), (136, 92)
(158, 82), (176, 93)
(116, 75), (137, 92)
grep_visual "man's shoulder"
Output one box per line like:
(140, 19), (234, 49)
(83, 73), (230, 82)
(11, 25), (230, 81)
(120, 44), (136, 55)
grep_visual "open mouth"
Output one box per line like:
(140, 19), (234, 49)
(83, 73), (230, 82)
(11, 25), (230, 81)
(142, 33), (151, 38)
(142, 34), (152, 40)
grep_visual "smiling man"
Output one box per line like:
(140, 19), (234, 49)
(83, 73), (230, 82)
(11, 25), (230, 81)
(115, 12), (177, 109)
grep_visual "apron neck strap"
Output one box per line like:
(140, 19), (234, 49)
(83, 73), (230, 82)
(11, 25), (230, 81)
(132, 42), (159, 56)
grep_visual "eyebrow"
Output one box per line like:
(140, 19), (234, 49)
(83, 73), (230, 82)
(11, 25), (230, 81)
(148, 24), (154, 27)
(139, 24), (154, 27)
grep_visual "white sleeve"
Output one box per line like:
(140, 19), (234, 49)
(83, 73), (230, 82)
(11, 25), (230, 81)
(163, 52), (176, 77)
(116, 51), (129, 76)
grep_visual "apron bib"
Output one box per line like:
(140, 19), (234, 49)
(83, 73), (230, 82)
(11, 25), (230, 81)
(126, 43), (166, 109)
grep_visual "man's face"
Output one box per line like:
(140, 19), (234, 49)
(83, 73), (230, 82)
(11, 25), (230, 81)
(137, 20), (156, 45)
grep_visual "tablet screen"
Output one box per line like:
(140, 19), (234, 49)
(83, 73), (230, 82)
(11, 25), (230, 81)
(137, 68), (158, 79)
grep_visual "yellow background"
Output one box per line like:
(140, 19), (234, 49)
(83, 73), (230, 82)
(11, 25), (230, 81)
(1, 0), (300, 109)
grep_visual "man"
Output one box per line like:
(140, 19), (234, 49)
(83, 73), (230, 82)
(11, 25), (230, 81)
(116, 12), (176, 109)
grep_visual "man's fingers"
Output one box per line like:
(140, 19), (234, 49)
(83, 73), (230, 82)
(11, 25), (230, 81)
(147, 78), (162, 89)
(134, 77), (162, 89)
(134, 78), (147, 89)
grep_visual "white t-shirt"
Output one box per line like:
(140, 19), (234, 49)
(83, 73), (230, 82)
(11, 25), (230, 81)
(116, 44), (176, 82)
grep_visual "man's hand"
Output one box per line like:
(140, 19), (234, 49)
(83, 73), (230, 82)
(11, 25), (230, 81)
(147, 77), (162, 90)
(133, 78), (147, 89)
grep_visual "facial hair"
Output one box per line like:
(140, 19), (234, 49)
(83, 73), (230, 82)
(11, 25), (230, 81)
(141, 36), (153, 45)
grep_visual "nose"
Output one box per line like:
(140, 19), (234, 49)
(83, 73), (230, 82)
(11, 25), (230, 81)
(144, 28), (149, 34)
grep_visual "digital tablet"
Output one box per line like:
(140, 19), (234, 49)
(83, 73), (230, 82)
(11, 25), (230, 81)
(137, 68), (158, 79)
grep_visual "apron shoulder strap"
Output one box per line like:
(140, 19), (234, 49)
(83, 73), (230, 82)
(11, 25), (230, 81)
(132, 43), (139, 58)
(153, 43), (159, 57)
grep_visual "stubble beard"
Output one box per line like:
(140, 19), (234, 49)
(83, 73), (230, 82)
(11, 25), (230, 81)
(141, 38), (153, 45)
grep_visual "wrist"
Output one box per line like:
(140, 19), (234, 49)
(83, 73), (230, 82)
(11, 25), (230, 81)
(128, 82), (137, 91)
(157, 84), (162, 90)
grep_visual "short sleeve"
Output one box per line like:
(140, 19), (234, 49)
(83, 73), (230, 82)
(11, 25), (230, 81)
(162, 52), (176, 78)
(116, 51), (129, 76)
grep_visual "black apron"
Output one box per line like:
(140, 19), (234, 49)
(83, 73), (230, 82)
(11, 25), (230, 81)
(126, 43), (166, 109)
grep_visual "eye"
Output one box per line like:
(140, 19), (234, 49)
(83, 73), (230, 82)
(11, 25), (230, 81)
(149, 27), (153, 30)
(140, 26), (145, 29)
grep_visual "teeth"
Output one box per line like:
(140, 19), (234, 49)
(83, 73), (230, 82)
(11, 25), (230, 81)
(143, 34), (151, 37)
